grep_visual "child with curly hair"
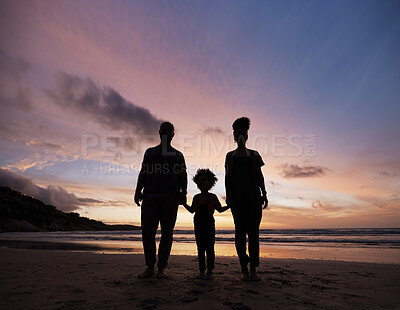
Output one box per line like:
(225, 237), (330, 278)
(183, 168), (229, 279)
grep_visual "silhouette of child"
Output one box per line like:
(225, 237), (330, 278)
(183, 169), (229, 279)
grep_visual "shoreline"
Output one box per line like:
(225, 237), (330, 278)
(1, 246), (400, 309)
(1, 242), (400, 266)
(1, 238), (399, 264)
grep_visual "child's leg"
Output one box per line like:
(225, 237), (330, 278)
(205, 224), (215, 271)
(195, 225), (206, 273)
(205, 244), (214, 279)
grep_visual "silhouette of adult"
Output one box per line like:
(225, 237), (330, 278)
(134, 121), (187, 279)
(225, 117), (268, 281)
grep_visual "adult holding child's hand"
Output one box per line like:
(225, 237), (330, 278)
(225, 117), (268, 282)
(134, 122), (187, 279)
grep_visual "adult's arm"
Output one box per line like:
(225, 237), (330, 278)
(179, 155), (188, 204)
(179, 169), (188, 194)
(134, 152), (147, 206)
(225, 153), (232, 207)
(256, 167), (268, 209)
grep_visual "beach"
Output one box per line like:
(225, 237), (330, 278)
(1, 246), (399, 310)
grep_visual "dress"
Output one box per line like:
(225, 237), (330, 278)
(193, 194), (215, 272)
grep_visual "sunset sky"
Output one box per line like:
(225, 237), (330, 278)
(0, 0), (399, 229)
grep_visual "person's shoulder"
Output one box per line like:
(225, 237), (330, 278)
(144, 145), (159, 156)
(247, 148), (261, 156)
(192, 193), (200, 202)
(248, 149), (265, 166)
(225, 150), (234, 167)
(208, 193), (221, 207)
(169, 146), (184, 157)
(146, 145), (159, 152)
(225, 150), (235, 159)
(209, 192), (220, 201)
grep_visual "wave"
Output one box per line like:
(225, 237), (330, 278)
(2, 228), (399, 247)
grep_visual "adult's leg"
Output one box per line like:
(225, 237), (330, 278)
(158, 194), (179, 269)
(197, 247), (206, 272)
(141, 195), (160, 268)
(248, 206), (262, 268)
(248, 224), (260, 268)
(232, 207), (249, 268)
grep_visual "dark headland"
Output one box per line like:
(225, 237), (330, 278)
(0, 187), (140, 232)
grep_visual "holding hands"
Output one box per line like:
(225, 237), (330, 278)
(178, 192), (187, 205)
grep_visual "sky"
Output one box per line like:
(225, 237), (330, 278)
(0, 0), (399, 229)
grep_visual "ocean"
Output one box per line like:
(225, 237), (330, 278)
(1, 228), (399, 264)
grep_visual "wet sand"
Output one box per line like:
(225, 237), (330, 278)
(1, 246), (399, 309)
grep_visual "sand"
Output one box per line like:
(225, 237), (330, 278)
(1, 247), (399, 310)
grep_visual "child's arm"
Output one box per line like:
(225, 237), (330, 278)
(212, 195), (230, 213)
(183, 203), (195, 214)
(183, 195), (198, 214)
(217, 205), (230, 213)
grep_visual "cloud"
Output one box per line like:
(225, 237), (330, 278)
(202, 126), (225, 136)
(311, 200), (342, 212)
(0, 49), (30, 79)
(375, 170), (400, 178)
(278, 163), (329, 179)
(46, 72), (164, 135)
(0, 49), (32, 112)
(25, 140), (62, 150)
(267, 180), (281, 189)
(311, 200), (323, 209)
(0, 168), (100, 212)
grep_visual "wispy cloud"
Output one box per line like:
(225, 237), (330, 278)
(356, 193), (400, 212)
(278, 163), (329, 179)
(375, 170), (400, 178)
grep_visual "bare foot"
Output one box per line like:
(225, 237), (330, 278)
(250, 267), (261, 282)
(205, 270), (213, 279)
(250, 271), (261, 282)
(195, 271), (205, 279)
(240, 266), (250, 281)
(157, 267), (168, 279)
(137, 266), (154, 279)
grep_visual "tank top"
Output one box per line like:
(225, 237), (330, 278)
(194, 193), (214, 225)
(231, 152), (261, 208)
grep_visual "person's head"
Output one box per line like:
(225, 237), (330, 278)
(192, 168), (218, 192)
(232, 117), (250, 147)
(159, 121), (174, 144)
